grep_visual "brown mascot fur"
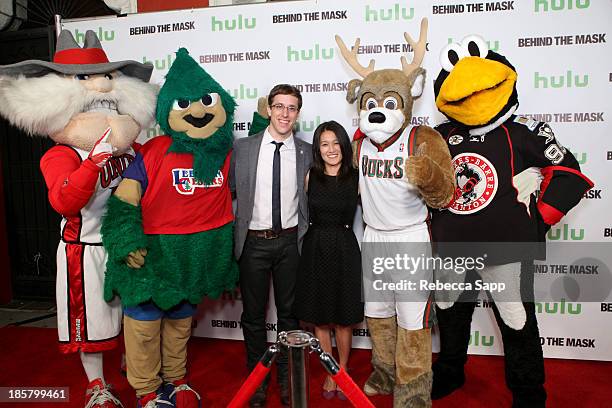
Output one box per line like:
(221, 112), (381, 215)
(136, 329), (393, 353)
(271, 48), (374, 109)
(335, 19), (454, 407)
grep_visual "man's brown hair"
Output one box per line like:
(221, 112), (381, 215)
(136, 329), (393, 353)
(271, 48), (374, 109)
(267, 84), (302, 110)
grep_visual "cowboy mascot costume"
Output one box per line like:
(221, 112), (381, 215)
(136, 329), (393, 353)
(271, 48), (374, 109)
(0, 30), (156, 407)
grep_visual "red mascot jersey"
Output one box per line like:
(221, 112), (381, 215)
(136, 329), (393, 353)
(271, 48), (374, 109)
(123, 136), (233, 235)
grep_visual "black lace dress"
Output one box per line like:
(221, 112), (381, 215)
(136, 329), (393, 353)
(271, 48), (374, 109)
(294, 169), (363, 326)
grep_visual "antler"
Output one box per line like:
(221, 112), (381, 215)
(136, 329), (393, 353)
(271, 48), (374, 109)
(334, 35), (375, 78)
(401, 18), (428, 77)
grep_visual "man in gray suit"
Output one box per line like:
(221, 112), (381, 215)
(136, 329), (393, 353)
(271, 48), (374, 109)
(230, 84), (311, 407)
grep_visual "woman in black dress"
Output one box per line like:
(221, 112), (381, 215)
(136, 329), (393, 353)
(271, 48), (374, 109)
(294, 121), (363, 399)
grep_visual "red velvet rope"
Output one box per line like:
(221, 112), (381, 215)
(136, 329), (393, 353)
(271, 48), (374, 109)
(332, 367), (376, 408)
(227, 362), (271, 408)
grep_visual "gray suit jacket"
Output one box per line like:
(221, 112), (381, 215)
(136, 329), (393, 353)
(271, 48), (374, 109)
(230, 130), (312, 259)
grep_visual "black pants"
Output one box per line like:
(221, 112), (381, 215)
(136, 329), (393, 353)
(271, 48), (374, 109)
(239, 232), (299, 382)
(435, 262), (546, 408)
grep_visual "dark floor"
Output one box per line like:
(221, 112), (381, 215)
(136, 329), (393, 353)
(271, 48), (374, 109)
(0, 299), (57, 328)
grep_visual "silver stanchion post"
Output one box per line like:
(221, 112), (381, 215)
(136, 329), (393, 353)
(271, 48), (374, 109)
(278, 330), (315, 408)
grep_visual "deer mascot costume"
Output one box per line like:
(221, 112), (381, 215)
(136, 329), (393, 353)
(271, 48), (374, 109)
(336, 19), (454, 407)
(0, 30), (156, 407)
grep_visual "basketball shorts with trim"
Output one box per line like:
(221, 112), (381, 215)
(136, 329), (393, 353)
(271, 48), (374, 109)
(362, 224), (434, 330)
(56, 241), (122, 353)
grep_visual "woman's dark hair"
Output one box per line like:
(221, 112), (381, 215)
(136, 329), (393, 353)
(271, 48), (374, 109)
(311, 120), (354, 181)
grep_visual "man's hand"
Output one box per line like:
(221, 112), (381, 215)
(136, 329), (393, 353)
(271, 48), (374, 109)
(88, 128), (115, 167)
(125, 248), (147, 269)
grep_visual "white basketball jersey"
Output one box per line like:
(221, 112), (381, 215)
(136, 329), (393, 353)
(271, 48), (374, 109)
(60, 147), (135, 244)
(358, 126), (428, 231)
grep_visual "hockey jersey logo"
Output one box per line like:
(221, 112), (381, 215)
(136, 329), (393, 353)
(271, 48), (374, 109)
(172, 168), (223, 195)
(449, 153), (498, 215)
(448, 135), (463, 145)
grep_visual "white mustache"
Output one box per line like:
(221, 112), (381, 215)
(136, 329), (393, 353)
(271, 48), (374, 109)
(83, 99), (118, 113)
(0, 73), (158, 137)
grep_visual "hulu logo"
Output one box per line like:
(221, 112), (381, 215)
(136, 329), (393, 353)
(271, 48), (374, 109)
(142, 55), (174, 71)
(227, 84), (258, 100)
(365, 4), (414, 21)
(534, 71), (588, 88)
(295, 116), (321, 133)
(145, 125), (163, 139)
(287, 45), (334, 62)
(469, 331), (494, 347)
(211, 15), (256, 31)
(570, 151), (587, 165)
(547, 224), (584, 241)
(74, 28), (115, 43)
(535, 0), (589, 12)
(535, 299), (582, 315)
(447, 37), (499, 52)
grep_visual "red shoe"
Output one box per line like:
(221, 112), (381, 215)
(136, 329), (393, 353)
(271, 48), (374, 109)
(167, 379), (200, 408)
(85, 378), (123, 408)
(136, 389), (173, 408)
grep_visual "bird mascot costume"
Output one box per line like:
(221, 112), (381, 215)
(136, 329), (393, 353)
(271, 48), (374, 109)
(335, 19), (455, 407)
(101, 48), (239, 408)
(430, 35), (594, 407)
(0, 30), (157, 407)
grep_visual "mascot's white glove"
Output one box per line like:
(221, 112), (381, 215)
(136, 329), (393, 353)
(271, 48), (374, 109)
(513, 167), (543, 208)
(88, 128), (116, 167)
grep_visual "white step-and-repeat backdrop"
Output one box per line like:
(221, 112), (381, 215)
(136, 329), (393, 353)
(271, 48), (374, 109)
(62, 0), (611, 360)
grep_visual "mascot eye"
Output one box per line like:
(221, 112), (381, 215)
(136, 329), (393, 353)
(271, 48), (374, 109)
(461, 35), (488, 58)
(75, 74), (90, 80)
(200, 93), (219, 107)
(365, 97), (378, 110)
(383, 97), (398, 110)
(104, 73), (113, 80)
(439, 43), (467, 72)
(172, 99), (191, 110)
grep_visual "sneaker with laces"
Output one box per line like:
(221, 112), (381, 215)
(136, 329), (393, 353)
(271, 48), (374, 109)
(136, 387), (173, 408)
(166, 379), (200, 408)
(85, 378), (123, 408)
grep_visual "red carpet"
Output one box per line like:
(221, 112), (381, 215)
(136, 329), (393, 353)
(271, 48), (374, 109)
(0, 327), (609, 407)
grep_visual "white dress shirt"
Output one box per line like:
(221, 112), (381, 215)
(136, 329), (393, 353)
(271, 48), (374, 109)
(249, 128), (299, 230)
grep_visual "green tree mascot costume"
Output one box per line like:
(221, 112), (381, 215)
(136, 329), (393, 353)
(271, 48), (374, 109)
(102, 48), (241, 408)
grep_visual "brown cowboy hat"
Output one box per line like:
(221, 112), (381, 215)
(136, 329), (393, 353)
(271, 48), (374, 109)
(0, 29), (153, 82)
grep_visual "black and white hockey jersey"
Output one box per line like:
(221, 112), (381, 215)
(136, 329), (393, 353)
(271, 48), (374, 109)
(431, 115), (593, 262)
